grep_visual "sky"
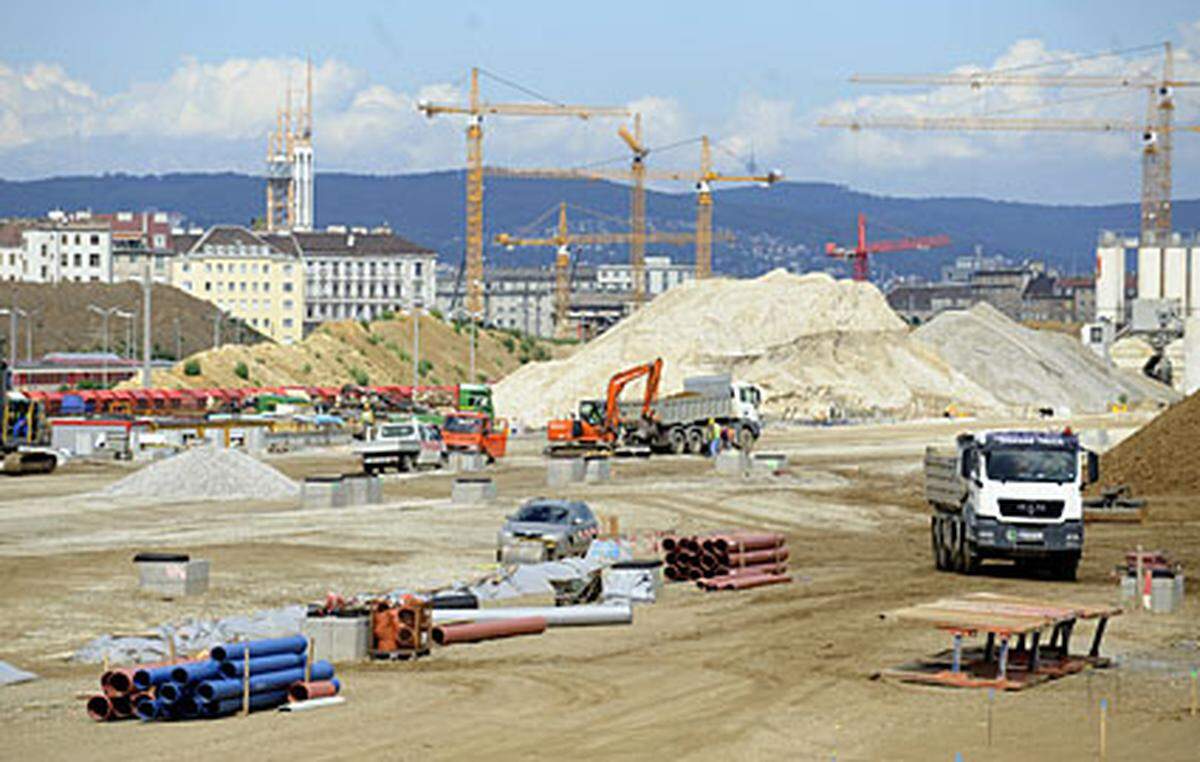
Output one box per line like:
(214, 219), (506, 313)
(1, 1), (1199, 204)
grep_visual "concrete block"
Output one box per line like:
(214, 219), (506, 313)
(714, 450), (750, 476)
(452, 477), (497, 504)
(450, 452), (486, 472)
(1151, 575), (1184, 614)
(137, 559), (210, 597)
(302, 476), (343, 509)
(342, 474), (369, 506)
(584, 456), (612, 483)
(302, 615), (369, 663)
(366, 475), (382, 504)
(547, 457), (585, 487)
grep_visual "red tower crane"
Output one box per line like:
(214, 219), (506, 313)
(825, 213), (951, 281)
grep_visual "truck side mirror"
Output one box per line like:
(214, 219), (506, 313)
(959, 452), (973, 479)
(1085, 451), (1099, 484)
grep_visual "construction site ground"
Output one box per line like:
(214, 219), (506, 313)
(1, 414), (1197, 760)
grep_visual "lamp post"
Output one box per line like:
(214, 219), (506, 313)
(115, 309), (135, 359)
(88, 304), (123, 387)
(411, 296), (423, 390)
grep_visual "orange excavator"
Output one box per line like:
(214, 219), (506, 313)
(546, 358), (663, 454)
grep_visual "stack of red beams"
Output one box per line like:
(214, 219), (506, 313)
(661, 532), (792, 591)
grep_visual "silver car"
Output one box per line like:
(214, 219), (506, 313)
(496, 499), (599, 563)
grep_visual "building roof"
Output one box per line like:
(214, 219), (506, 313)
(187, 225), (296, 257)
(293, 231), (434, 256)
(0, 222), (24, 247)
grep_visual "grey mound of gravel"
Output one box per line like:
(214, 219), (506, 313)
(100, 446), (300, 502)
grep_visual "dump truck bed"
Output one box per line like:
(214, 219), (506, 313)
(924, 446), (966, 511)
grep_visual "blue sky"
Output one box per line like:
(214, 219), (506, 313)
(1, 1), (1198, 203)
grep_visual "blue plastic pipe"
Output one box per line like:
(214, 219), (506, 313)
(135, 697), (164, 721)
(132, 664), (178, 691)
(210, 635), (307, 662)
(199, 688), (289, 718)
(197, 661), (334, 702)
(217, 653), (306, 679)
(170, 660), (223, 684)
(156, 681), (192, 704)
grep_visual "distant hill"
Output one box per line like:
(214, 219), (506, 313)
(2, 171), (1196, 280)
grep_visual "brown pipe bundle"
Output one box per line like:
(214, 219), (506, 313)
(662, 531), (790, 589)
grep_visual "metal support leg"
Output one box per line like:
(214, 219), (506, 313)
(1089, 617), (1109, 659)
(1061, 620), (1075, 656)
(997, 637), (1010, 682)
(1017, 633), (1026, 653)
(951, 632), (963, 673)
(985, 632), (995, 662)
(1048, 623), (1061, 651)
(1029, 631), (1041, 673)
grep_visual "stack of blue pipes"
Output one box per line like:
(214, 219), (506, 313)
(130, 635), (339, 721)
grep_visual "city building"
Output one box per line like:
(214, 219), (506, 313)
(296, 227), (437, 331)
(436, 264), (603, 338)
(0, 222), (25, 281)
(265, 59), (315, 232)
(98, 211), (177, 284)
(170, 225), (305, 344)
(19, 212), (113, 283)
(596, 255), (693, 296)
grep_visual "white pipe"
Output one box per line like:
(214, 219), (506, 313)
(279, 696), (345, 713)
(432, 603), (633, 627)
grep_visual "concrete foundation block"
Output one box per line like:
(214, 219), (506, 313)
(366, 475), (383, 504)
(342, 474), (369, 506)
(137, 559), (210, 597)
(714, 450), (750, 476)
(452, 477), (497, 504)
(1151, 575), (1184, 614)
(450, 452), (486, 473)
(547, 457), (585, 487)
(301, 615), (370, 663)
(302, 476), (343, 509)
(584, 456), (612, 483)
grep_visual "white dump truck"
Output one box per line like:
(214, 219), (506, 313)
(354, 418), (446, 474)
(618, 374), (764, 454)
(926, 430), (1098, 580)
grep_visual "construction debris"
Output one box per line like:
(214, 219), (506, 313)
(0, 660), (37, 687)
(99, 446), (300, 502)
(882, 592), (1121, 691)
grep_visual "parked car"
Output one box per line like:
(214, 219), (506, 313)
(496, 498), (598, 563)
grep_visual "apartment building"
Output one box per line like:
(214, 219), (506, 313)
(171, 226), (305, 344)
(595, 255), (692, 296)
(99, 211), (176, 283)
(296, 227), (437, 332)
(435, 264), (602, 338)
(0, 223), (24, 281)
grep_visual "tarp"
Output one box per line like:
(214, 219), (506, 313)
(0, 660), (37, 686)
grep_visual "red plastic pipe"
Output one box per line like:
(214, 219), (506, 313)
(699, 572), (791, 591)
(87, 694), (113, 722)
(720, 547), (790, 566)
(288, 679), (341, 703)
(432, 616), (547, 646)
(710, 533), (785, 553)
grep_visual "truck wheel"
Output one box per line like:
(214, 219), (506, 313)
(398, 455), (413, 473)
(960, 540), (981, 575)
(686, 427), (705, 454)
(669, 428), (687, 455)
(1053, 555), (1080, 582)
(931, 517), (949, 571)
(737, 427), (755, 450)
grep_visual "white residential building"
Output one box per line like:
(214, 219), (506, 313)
(20, 219), (113, 283)
(298, 227), (437, 332)
(596, 255), (692, 296)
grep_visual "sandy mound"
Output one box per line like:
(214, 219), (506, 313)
(495, 270), (998, 424)
(1096, 390), (1200, 497)
(101, 446), (300, 502)
(914, 303), (1176, 414)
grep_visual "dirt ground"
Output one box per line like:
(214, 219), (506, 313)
(0, 413), (1197, 760)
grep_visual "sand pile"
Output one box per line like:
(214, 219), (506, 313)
(101, 446), (300, 502)
(914, 303), (1176, 414)
(494, 270), (998, 423)
(1096, 391), (1200, 496)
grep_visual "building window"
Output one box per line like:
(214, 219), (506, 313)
(283, 299), (294, 310)
(283, 318), (293, 328)
(283, 282), (293, 293)
(90, 234), (100, 245)
(205, 282), (211, 292)
(89, 254), (100, 267)
(263, 282), (270, 292)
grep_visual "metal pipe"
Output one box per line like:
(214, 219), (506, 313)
(432, 604), (632, 628)
(287, 678), (341, 703)
(196, 661), (334, 702)
(210, 635), (307, 662)
(432, 616), (547, 645)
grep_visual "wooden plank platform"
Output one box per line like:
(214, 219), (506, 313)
(882, 593), (1121, 691)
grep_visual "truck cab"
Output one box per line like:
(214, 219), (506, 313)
(730, 382), (764, 429)
(931, 430), (1097, 579)
(443, 411), (509, 462)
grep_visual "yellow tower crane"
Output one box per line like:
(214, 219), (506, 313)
(820, 42), (1200, 239)
(490, 134), (780, 284)
(418, 68), (630, 317)
(495, 202), (711, 335)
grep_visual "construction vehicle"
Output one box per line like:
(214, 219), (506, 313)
(1, 361), (59, 475)
(621, 373), (764, 454)
(546, 359), (663, 454)
(355, 417), (447, 474)
(442, 411), (509, 462)
(926, 430), (1099, 580)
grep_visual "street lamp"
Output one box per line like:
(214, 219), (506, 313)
(88, 305), (124, 387)
(114, 310), (135, 359)
(411, 296), (423, 390)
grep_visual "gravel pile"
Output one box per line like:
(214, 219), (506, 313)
(914, 303), (1176, 414)
(1096, 390), (1200, 497)
(101, 446), (300, 502)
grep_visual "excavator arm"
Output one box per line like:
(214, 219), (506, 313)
(602, 358), (664, 437)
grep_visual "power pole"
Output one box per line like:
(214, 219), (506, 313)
(173, 317), (182, 360)
(142, 265), (152, 388)
(411, 299), (421, 389)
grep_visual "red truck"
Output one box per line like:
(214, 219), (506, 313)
(442, 411), (509, 462)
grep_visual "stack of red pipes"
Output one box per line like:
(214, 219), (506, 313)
(661, 531), (792, 591)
